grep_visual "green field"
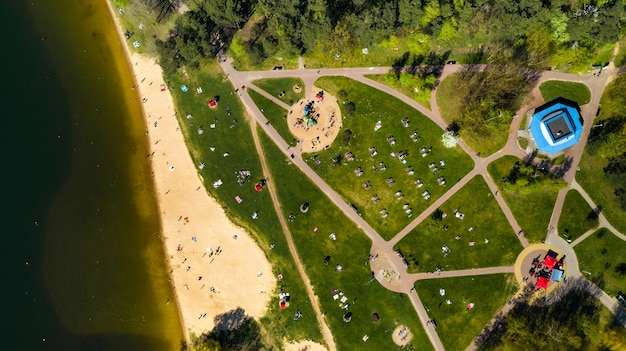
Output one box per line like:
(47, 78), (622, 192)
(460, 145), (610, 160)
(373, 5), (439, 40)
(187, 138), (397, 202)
(538, 80), (591, 106)
(364, 73), (432, 110)
(395, 176), (522, 273)
(576, 229), (626, 296)
(246, 88), (295, 145)
(487, 156), (559, 243)
(258, 129), (433, 351)
(558, 190), (598, 242)
(313, 76), (474, 239)
(436, 73), (509, 156)
(577, 150), (626, 235)
(415, 274), (518, 351)
(251, 77), (305, 105)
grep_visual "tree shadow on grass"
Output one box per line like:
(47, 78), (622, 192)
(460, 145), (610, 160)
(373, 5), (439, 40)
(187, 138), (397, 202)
(196, 307), (263, 351)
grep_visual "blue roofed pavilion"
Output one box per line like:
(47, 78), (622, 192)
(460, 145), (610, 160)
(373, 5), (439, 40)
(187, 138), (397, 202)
(529, 99), (583, 155)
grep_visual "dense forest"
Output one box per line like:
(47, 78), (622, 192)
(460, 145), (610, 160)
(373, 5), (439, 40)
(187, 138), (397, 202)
(156, 0), (626, 69)
(476, 279), (626, 351)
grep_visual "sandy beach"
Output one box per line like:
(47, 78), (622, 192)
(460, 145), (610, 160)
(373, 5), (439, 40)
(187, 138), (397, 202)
(106, 1), (276, 344)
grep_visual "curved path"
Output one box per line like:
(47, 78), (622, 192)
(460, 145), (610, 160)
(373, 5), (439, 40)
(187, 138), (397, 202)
(219, 54), (626, 350)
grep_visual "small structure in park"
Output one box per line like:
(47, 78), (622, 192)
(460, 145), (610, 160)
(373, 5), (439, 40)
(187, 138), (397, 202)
(300, 202), (310, 213)
(529, 98), (583, 155)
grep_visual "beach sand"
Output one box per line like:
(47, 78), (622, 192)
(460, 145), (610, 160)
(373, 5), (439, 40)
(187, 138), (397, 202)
(106, 2), (276, 344)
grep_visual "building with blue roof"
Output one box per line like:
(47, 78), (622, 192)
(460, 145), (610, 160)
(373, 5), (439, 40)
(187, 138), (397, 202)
(529, 99), (583, 155)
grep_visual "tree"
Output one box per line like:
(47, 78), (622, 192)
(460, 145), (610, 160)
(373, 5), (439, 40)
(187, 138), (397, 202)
(344, 101), (356, 118)
(550, 12), (570, 45)
(438, 19), (459, 44)
(421, 0), (440, 26)
(203, 0), (256, 29)
(207, 308), (263, 351)
(192, 338), (221, 351)
(341, 129), (353, 145)
(406, 33), (430, 55)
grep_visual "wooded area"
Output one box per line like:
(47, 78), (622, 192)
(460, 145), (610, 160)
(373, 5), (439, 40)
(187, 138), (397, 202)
(476, 278), (626, 351)
(150, 0), (626, 70)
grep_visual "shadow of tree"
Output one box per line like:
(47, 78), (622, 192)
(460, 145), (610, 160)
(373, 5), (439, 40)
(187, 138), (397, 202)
(194, 308), (263, 351)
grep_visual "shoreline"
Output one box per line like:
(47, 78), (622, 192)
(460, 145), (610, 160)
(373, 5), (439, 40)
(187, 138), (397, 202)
(104, 0), (275, 346)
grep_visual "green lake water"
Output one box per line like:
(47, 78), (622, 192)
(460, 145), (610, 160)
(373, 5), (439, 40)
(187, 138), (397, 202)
(1, 1), (183, 350)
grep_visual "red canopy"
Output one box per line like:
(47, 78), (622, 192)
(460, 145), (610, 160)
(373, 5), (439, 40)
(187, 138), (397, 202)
(543, 255), (557, 269)
(536, 276), (550, 290)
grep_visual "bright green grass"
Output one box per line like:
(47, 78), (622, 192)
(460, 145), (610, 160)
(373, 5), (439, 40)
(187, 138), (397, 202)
(364, 74), (431, 110)
(519, 114), (528, 130)
(577, 150), (626, 234)
(394, 176), (522, 273)
(251, 77), (305, 105)
(166, 63), (322, 346)
(576, 228), (626, 296)
(436, 74), (462, 124)
(436, 74), (508, 156)
(615, 37), (626, 67)
(313, 76), (474, 239)
(538, 80), (591, 106)
(487, 156), (559, 243)
(247, 89), (295, 145)
(304, 45), (405, 69)
(415, 274), (518, 351)
(258, 128), (433, 351)
(558, 190), (598, 242)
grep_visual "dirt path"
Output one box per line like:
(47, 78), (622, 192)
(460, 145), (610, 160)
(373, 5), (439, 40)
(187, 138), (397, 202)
(244, 89), (338, 351)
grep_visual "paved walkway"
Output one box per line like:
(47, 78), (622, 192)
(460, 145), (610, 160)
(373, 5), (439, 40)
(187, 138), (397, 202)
(218, 54), (626, 350)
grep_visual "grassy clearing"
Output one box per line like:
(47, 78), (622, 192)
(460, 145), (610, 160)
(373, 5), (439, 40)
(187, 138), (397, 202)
(519, 114), (528, 130)
(364, 74), (431, 110)
(114, 1), (176, 56)
(576, 150), (626, 234)
(538, 80), (591, 106)
(487, 156), (559, 243)
(304, 45), (405, 69)
(436, 74), (508, 156)
(415, 274), (517, 351)
(258, 129), (433, 351)
(246, 89), (295, 145)
(251, 77), (305, 105)
(395, 176), (522, 273)
(558, 190), (598, 242)
(312, 76), (474, 239)
(436, 74), (462, 124)
(615, 37), (626, 67)
(576, 229), (626, 296)
(165, 62), (323, 346)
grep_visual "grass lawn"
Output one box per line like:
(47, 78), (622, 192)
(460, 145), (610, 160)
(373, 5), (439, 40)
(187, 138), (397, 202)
(313, 76), (474, 239)
(487, 156), (560, 243)
(166, 62), (323, 346)
(246, 88), (295, 145)
(415, 274), (518, 351)
(251, 77), (305, 105)
(576, 150), (626, 234)
(538, 80), (591, 106)
(394, 176), (522, 273)
(558, 190), (598, 242)
(436, 73), (508, 156)
(258, 129), (433, 351)
(575, 228), (626, 296)
(364, 74), (431, 110)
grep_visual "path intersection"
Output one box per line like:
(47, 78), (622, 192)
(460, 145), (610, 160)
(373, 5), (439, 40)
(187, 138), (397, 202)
(219, 57), (626, 350)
